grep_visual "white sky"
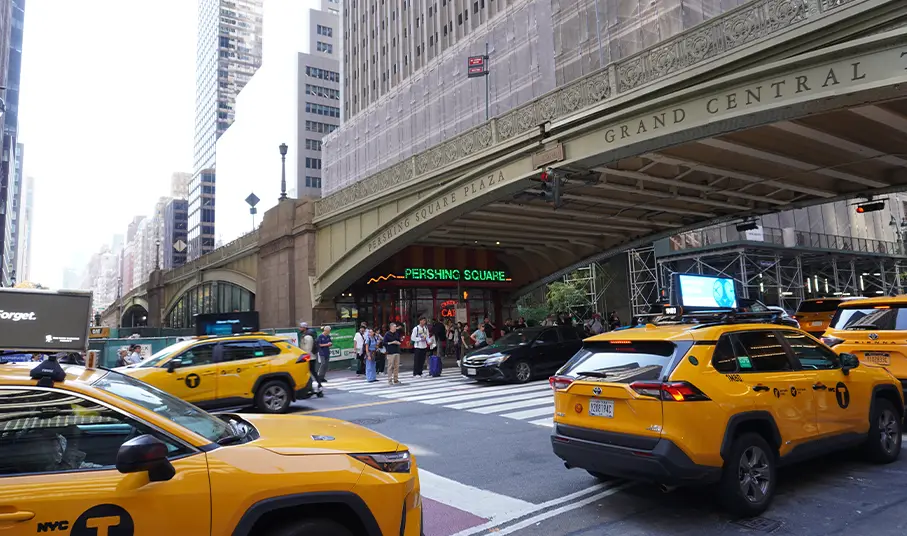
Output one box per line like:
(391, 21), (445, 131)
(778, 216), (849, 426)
(19, 1), (197, 287)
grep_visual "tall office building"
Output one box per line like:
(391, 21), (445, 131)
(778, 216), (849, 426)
(171, 171), (191, 199)
(163, 198), (189, 270)
(14, 174), (31, 281)
(324, 0), (747, 194)
(0, 0), (21, 286)
(189, 0), (264, 260)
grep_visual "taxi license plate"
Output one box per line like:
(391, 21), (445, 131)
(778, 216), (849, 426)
(589, 399), (614, 418)
(466, 368), (476, 376)
(863, 352), (891, 365)
(811, 321), (824, 326)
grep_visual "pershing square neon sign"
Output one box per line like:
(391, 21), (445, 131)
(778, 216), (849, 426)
(367, 268), (511, 284)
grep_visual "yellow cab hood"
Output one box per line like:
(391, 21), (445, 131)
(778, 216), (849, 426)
(240, 413), (402, 455)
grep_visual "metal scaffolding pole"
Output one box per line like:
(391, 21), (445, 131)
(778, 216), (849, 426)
(628, 247), (659, 317)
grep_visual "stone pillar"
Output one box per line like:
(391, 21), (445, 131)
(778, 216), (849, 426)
(146, 270), (164, 328)
(257, 198), (320, 329)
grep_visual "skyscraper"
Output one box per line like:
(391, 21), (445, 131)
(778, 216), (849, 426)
(188, 0), (264, 260)
(14, 174), (31, 282)
(0, 0), (22, 286)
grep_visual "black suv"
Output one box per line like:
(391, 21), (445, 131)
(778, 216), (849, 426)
(461, 326), (584, 383)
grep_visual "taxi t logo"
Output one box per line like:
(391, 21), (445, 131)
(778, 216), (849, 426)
(71, 504), (134, 536)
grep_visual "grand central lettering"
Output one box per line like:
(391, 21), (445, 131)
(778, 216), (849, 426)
(602, 50), (907, 149)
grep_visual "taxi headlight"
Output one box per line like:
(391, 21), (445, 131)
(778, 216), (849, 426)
(350, 450), (411, 473)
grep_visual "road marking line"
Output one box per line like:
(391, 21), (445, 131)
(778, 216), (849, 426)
(500, 406), (554, 420)
(418, 469), (536, 521)
(418, 383), (550, 404)
(402, 381), (546, 402)
(467, 392), (553, 413)
(298, 399), (403, 413)
(372, 383), (481, 398)
(340, 375), (468, 392)
(474, 482), (634, 535)
(529, 417), (553, 427)
(453, 395), (552, 413)
(447, 481), (616, 536)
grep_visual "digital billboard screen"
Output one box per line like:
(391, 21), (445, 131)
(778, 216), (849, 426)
(0, 289), (92, 352)
(675, 274), (738, 310)
(195, 311), (260, 337)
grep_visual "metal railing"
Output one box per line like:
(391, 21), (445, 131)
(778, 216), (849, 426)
(669, 225), (903, 256)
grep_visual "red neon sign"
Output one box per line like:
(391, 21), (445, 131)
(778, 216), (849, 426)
(440, 300), (458, 318)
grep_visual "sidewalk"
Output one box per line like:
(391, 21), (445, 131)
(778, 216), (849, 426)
(329, 351), (459, 380)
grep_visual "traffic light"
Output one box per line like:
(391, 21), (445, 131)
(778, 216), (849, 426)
(856, 201), (885, 214)
(538, 168), (561, 208)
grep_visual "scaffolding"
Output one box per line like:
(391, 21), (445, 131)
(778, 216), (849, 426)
(628, 247), (659, 318)
(564, 262), (615, 319)
(646, 246), (905, 314)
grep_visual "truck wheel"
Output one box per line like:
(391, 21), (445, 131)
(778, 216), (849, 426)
(718, 432), (776, 517)
(256, 380), (291, 414)
(268, 519), (353, 536)
(865, 398), (902, 463)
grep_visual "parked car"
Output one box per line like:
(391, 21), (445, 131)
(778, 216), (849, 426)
(461, 326), (584, 383)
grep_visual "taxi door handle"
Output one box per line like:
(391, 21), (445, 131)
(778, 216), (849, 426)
(812, 383), (827, 391)
(0, 510), (35, 522)
(752, 384), (770, 392)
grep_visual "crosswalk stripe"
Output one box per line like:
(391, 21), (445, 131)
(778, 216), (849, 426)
(463, 392), (553, 413)
(366, 381), (478, 398)
(529, 417), (554, 427)
(337, 375), (466, 392)
(500, 406), (554, 420)
(456, 395), (553, 413)
(419, 383), (550, 405)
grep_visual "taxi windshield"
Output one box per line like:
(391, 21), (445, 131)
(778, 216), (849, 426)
(140, 340), (195, 368)
(92, 371), (230, 443)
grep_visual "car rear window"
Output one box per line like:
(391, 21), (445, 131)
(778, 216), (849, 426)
(559, 341), (686, 383)
(796, 299), (843, 313)
(830, 306), (907, 331)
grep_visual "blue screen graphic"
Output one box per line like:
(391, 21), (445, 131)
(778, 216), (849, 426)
(677, 274), (738, 309)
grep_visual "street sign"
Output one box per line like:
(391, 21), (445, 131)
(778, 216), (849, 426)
(467, 55), (488, 78)
(245, 193), (260, 207)
(173, 240), (187, 253)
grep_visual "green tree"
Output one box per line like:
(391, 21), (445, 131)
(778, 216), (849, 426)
(546, 281), (590, 315)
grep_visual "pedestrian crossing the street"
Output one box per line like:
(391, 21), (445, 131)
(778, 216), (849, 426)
(325, 369), (555, 428)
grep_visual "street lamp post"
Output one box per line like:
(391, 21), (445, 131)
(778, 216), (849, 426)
(155, 240), (161, 270)
(279, 143), (288, 201)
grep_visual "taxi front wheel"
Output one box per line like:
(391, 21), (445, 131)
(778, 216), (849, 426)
(865, 398), (902, 463)
(267, 519), (353, 536)
(718, 432), (777, 517)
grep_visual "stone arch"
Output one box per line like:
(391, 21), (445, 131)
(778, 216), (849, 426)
(163, 269), (257, 318)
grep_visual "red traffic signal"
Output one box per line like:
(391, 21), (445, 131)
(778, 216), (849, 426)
(540, 170), (550, 182)
(856, 201), (885, 214)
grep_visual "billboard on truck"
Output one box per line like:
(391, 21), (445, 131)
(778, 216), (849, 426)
(0, 288), (92, 352)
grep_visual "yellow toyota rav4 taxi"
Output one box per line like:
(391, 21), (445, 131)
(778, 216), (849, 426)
(550, 313), (903, 516)
(0, 361), (422, 536)
(123, 334), (316, 414)
(822, 295), (907, 394)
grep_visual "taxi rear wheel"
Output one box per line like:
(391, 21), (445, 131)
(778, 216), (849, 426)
(718, 432), (776, 517)
(268, 519), (353, 536)
(865, 398), (902, 463)
(256, 380), (291, 414)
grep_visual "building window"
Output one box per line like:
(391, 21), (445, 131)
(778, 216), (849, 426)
(305, 157), (323, 170)
(306, 176), (323, 188)
(305, 84), (341, 100)
(317, 41), (333, 54)
(305, 102), (341, 118)
(305, 66), (341, 82)
(305, 138), (324, 151)
(305, 121), (337, 134)
(316, 24), (333, 37)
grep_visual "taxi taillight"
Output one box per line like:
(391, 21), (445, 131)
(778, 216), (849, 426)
(296, 353), (312, 363)
(630, 381), (710, 402)
(549, 375), (573, 391)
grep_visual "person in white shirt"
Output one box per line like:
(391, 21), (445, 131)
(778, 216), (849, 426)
(411, 317), (430, 377)
(125, 344), (143, 366)
(353, 323), (367, 375)
(300, 322), (315, 355)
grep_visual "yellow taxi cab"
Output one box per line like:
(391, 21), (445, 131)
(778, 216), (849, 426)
(550, 311), (903, 516)
(0, 360), (422, 536)
(123, 333), (315, 414)
(793, 297), (863, 337)
(822, 295), (907, 394)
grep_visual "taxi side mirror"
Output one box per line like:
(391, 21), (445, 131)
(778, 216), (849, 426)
(166, 359), (181, 373)
(116, 435), (175, 482)
(841, 353), (859, 375)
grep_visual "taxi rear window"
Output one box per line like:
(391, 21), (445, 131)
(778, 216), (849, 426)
(830, 306), (907, 331)
(559, 341), (687, 383)
(796, 299), (843, 313)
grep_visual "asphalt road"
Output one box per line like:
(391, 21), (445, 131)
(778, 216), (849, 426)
(286, 366), (907, 536)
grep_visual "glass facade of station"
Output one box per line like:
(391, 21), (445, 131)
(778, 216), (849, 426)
(165, 281), (255, 328)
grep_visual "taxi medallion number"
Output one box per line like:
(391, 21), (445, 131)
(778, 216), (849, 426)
(466, 368), (476, 376)
(589, 398), (614, 418)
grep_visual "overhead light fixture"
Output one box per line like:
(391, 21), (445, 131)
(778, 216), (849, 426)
(496, 241), (500, 245)
(856, 201), (885, 213)
(736, 220), (759, 232)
